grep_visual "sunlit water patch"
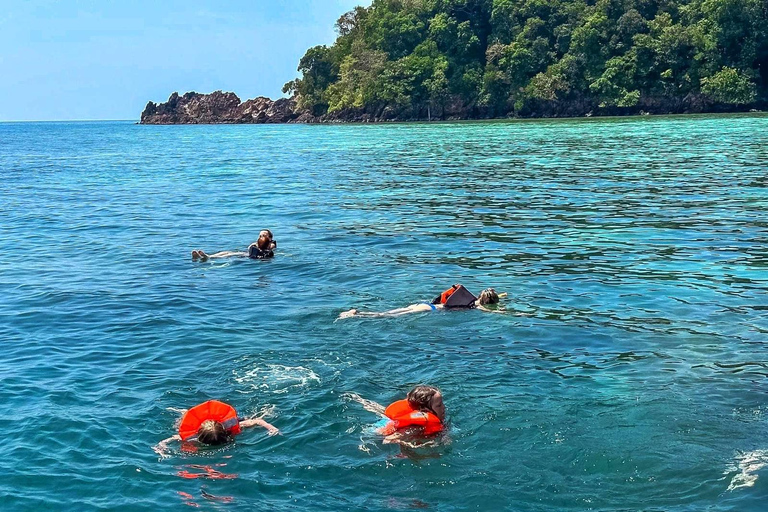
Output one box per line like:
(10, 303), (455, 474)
(725, 450), (768, 491)
(1, 115), (767, 511)
(233, 362), (323, 394)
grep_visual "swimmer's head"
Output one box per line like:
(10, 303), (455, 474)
(257, 230), (276, 251)
(197, 420), (231, 445)
(478, 288), (499, 305)
(256, 236), (271, 251)
(407, 385), (445, 421)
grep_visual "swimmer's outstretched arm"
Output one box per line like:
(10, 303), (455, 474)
(240, 416), (280, 436)
(474, 293), (532, 315)
(153, 435), (181, 458)
(382, 431), (444, 449)
(383, 432), (418, 446)
(475, 304), (531, 316)
(475, 304), (504, 313)
(339, 303), (439, 319)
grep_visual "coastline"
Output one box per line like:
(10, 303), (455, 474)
(140, 90), (764, 125)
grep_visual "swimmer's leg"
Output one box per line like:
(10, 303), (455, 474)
(340, 307), (414, 319)
(370, 305), (432, 317)
(207, 251), (246, 259)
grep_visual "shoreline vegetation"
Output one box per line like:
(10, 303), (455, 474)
(140, 0), (768, 124)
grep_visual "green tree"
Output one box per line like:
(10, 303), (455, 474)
(284, 45), (339, 115)
(285, 0), (765, 119)
(701, 66), (757, 103)
(590, 52), (641, 107)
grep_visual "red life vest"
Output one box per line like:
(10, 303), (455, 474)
(178, 400), (241, 441)
(439, 284), (478, 308)
(439, 285), (460, 304)
(378, 399), (443, 436)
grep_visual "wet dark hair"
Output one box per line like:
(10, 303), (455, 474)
(197, 420), (231, 446)
(256, 235), (271, 251)
(406, 385), (441, 414)
(478, 288), (499, 305)
(256, 230), (275, 251)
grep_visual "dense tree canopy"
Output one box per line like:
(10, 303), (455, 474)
(285, 0), (768, 119)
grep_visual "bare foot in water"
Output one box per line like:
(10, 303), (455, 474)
(191, 250), (208, 261)
(338, 309), (358, 319)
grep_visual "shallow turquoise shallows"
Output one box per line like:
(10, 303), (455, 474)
(1, 115), (767, 511)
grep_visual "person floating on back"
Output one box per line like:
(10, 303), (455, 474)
(153, 400), (279, 457)
(192, 230), (277, 261)
(347, 385), (446, 446)
(339, 285), (503, 318)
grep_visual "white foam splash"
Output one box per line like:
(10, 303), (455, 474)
(233, 364), (321, 394)
(358, 437), (373, 454)
(725, 449), (768, 491)
(253, 403), (276, 419)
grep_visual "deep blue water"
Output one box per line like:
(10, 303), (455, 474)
(1, 115), (767, 511)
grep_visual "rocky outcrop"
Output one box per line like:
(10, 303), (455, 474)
(140, 91), (305, 124)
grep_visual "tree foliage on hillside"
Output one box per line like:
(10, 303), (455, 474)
(285, 0), (768, 119)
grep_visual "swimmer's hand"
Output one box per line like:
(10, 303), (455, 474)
(153, 444), (169, 459)
(382, 431), (445, 449)
(154, 435), (181, 459)
(382, 433), (401, 445)
(382, 432), (429, 448)
(338, 309), (358, 319)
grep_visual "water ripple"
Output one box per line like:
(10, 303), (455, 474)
(1, 116), (767, 511)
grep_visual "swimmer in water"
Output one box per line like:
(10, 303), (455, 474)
(153, 400), (279, 458)
(347, 385), (446, 447)
(192, 230), (276, 261)
(339, 286), (503, 319)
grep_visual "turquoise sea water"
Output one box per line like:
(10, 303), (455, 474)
(1, 115), (767, 511)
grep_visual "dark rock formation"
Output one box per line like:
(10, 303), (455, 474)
(140, 91), (305, 124)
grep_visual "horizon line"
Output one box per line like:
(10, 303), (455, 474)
(0, 119), (138, 123)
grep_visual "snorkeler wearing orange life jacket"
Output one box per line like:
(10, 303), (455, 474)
(178, 400), (242, 443)
(339, 285), (503, 318)
(376, 386), (446, 436)
(153, 400), (279, 458)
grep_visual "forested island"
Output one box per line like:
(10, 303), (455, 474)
(141, 0), (767, 123)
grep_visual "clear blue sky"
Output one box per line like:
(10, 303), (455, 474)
(0, 0), (369, 121)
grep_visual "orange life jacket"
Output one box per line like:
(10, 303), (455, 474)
(439, 285), (460, 304)
(438, 284), (478, 308)
(378, 399), (443, 436)
(178, 400), (241, 441)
